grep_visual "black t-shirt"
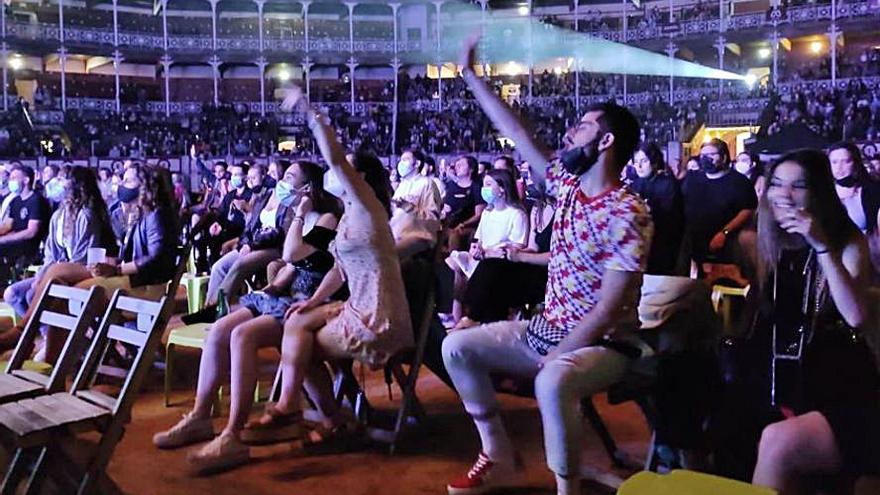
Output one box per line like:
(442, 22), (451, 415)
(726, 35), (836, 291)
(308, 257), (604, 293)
(218, 188), (253, 237)
(444, 179), (485, 228)
(632, 173), (685, 275)
(4, 192), (48, 257)
(682, 170), (757, 262)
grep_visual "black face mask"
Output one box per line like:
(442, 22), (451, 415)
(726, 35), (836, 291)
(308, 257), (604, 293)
(836, 176), (859, 188)
(117, 185), (140, 204)
(560, 138), (600, 176)
(699, 155), (721, 173)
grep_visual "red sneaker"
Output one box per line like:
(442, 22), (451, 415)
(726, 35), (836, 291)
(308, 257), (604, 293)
(447, 452), (523, 495)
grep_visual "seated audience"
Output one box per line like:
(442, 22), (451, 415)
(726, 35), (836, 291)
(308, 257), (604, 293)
(682, 139), (757, 268)
(828, 141), (880, 235)
(389, 149), (442, 260)
(443, 155), (486, 251)
(192, 162), (254, 272)
(0, 167), (118, 356)
(182, 86), (412, 473)
(457, 184), (555, 328)
(630, 141), (685, 275)
(0, 164), (49, 265)
(441, 37), (652, 495)
(445, 169), (529, 327)
(733, 151), (766, 198)
(153, 162), (341, 458)
(712, 150), (880, 490)
(183, 162), (303, 323)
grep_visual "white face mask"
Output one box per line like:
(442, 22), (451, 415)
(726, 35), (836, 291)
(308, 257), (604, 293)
(397, 159), (414, 178)
(734, 160), (753, 176)
(323, 168), (345, 198)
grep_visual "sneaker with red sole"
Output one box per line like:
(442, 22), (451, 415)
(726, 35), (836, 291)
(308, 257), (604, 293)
(447, 452), (524, 495)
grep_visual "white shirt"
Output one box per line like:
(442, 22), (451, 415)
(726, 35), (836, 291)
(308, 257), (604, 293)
(474, 206), (529, 249)
(390, 174), (442, 244)
(259, 204), (278, 230)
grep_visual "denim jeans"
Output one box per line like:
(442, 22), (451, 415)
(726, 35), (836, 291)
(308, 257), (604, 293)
(3, 277), (35, 318)
(206, 248), (281, 304)
(442, 320), (632, 477)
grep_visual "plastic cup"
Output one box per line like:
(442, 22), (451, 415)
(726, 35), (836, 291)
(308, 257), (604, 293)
(87, 248), (107, 265)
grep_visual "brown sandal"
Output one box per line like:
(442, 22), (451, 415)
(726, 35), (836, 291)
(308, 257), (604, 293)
(239, 404), (303, 445)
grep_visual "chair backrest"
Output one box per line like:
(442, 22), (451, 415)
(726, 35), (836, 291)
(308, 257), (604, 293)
(70, 290), (175, 419)
(6, 283), (104, 393)
(166, 243), (193, 299)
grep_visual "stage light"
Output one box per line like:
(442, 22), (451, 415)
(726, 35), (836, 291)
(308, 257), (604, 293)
(278, 69), (291, 81)
(504, 61), (523, 76)
(810, 41), (823, 54)
(518, 6), (529, 16)
(757, 48), (770, 59)
(8, 56), (23, 71)
(745, 73), (758, 88)
(553, 66), (564, 75)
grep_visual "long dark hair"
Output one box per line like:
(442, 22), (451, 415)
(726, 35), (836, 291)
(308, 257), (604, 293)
(132, 165), (179, 236)
(637, 141), (667, 176)
(828, 141), (866, 183)
(486, 169), (525, 212)
(351, 151), (392, 217)
(757, 149), (861, 285)
(294, 160), (342, 218)
(65, 166), (118, 255)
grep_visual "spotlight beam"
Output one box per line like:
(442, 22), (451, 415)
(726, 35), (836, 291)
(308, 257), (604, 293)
(443, 5), (745, 81)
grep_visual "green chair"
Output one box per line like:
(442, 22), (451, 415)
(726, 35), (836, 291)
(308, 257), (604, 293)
(618, 470), (777, 495)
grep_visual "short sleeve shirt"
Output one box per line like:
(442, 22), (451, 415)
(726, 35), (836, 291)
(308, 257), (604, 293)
(529, 163), (653, 351)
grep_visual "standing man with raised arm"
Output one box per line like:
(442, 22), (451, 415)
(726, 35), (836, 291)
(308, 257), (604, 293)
(441, 36), (654, 495)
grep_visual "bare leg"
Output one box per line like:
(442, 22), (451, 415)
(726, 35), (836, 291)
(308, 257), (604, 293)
(752, 411), (843, 495)
(273, 305), (334, 415)
(224, 315), (283, 434)
(452, 267), (467, 323)
(17, 262), (92, 328)
(191, 309), (253, 419)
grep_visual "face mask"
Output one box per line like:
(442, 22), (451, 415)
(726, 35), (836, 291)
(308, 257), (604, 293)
(734, 160), (753, 176)
(7, 180), (21, 194)
(560, 138), (600, 176)
(480, 186), (497, 205)
(699, 155), (721, 173)
(117, 185), (140, 204)
(275, 180), (295, 206)
(836, 176), (859, 188)
(44, 178), (68, 202)
(230, 176), (244, 189)
(323, 169), (345, 198)
(397, 159), (414, 178)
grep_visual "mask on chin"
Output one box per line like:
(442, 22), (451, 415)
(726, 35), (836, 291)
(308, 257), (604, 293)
(836, 176), (859, 188)
(560, 138), (601, 176)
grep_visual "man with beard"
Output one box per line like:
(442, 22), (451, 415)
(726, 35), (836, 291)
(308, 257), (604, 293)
(441, 35), (653, 495)
(682, 139), (757, 266)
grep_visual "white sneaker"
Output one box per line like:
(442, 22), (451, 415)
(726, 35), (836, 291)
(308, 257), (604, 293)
(187, 431), (250, 475)
(153, 412), (215, 449)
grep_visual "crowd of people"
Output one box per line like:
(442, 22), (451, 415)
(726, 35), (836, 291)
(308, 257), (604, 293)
(0, 32), (879, 495)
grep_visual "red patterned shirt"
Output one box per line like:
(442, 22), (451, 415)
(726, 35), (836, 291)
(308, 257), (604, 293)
(527, 163), (653, 352)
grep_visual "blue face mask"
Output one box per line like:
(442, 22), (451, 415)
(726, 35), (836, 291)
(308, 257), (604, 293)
(230, 175), (244, 189)
(7, 180), (20, 194)
(44, 178), (68, 202)
(481, 186), (497, 205)
(117, 185), (140, 204)
(275, 180), (295, 206)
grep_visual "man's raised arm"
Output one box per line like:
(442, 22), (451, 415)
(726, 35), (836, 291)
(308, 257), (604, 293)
(459, 34), (555, 186)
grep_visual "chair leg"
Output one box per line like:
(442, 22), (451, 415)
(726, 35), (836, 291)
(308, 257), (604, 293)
(581, 398), (625, 468)
(644, 431), (658, 472)
(21, 447), (49, 495)
(1, 448), (31, 495)
(164, 343), (175, 407)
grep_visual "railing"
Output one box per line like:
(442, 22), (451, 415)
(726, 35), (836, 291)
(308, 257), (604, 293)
(4, 1), (876, 57)
(707, 98), (768, 126)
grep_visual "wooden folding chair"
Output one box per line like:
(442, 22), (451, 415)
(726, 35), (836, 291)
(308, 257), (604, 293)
(0, 290), (175, 495)
(0, 283), (103, 405)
